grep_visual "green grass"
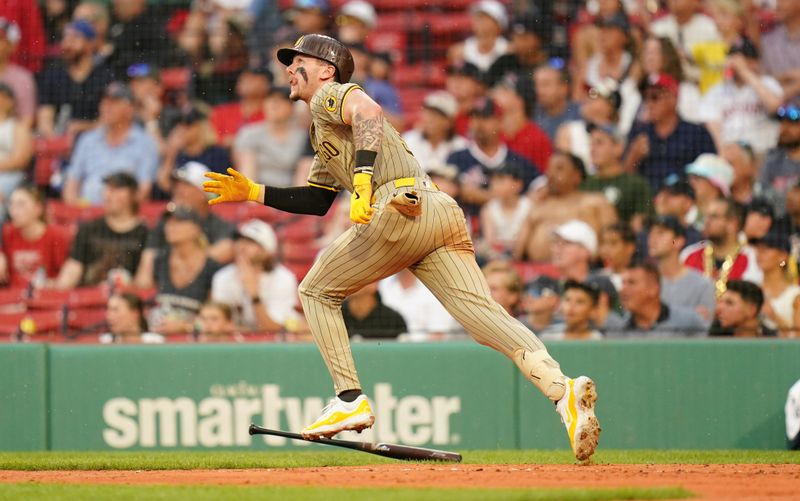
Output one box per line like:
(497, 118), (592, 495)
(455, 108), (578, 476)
(0, 449), (797, 471)
(0, 484), (693, 501)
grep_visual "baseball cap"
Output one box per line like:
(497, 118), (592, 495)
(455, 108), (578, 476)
(0, 17), (21, 44)
(746, 198), (775, 220)
(469, 97), (502, 118)
(446, 61), (485, 83)
(595, 11), (630, 32)
(423, 91), (458, 119)
(586, 122), (625, 143)
(660, 174), (695, 200)
(103, 82), (134, 102)
(179, 105), (208, 124)
(127, 63), (160, 81)
(750, 228), (790, 253)
(103, 171), (139, 190)
(553, 219), (598, 256)
(65, 19), (97, 40)
(339, 0), (377, 28)
(470, 0), (508, 30)
(640, 72), (679, 96)
(164, 205), (203, 226)
(686, 154), (734, 197)
(588, 78), (622, 111)
(650, 214), (686, 239)
(563, 279), (600, 304)
(728, 37), (759, 60)
(173, 161), (210, 189)
(510, 12), (548, 41)
(525, 275), (561, 298)
(294, 0), (330, 14)
(237, 219), (278, 254)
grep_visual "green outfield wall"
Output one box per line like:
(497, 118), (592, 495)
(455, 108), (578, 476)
(1, 340), (798, 451)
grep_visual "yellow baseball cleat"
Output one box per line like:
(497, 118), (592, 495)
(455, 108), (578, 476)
(301, 394), (375, 439)
(556, 376), (601, 462)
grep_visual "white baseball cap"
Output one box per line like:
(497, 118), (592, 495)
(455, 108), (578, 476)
(686, 153), (734, 197)
(238, 219), (277, 254)
(173, 161), (210, 190)
(470, 0), (508, 30)
(339, 0), (377, 28)
(553, 219), (598, 256)
(423, 91), (458, 119)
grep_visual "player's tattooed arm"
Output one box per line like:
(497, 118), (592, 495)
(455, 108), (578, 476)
(353, 112), (383, 152)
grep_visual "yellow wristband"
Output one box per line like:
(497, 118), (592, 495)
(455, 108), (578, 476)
(248, 182), (261, 202)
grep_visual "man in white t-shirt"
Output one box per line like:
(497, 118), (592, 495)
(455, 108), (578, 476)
(698, 38), (784, 155)
(448, 0), (509, 72)
(402, 91), (467, 172)
(211, 219), (299, 331)
(378, 269), (462, 341)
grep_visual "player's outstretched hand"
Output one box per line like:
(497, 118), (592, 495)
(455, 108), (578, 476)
(203, 168), (261, 205)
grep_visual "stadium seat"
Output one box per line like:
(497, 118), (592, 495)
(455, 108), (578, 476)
(139, 201), (169, 228)
(425, 12), (472, 35)
(67, 307), (108, 334)
(210, 202), (242, 223)
(391, 62), (446, 88)
(0, 288), (28, 312)
(27, 286), (108, 310)
(0, 309), (65, 336)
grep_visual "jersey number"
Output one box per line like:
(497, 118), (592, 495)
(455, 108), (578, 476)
(318, 141), (340, 162)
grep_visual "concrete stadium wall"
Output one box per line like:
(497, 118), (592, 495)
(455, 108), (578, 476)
(1, 340), (798, 451)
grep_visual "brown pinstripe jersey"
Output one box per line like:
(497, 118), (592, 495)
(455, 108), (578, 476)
(306, 82), (424, 192)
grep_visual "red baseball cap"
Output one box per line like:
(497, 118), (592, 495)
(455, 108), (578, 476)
(641, 73), (679, 96)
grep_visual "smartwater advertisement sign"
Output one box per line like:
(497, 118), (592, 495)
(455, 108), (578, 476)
(47, 343), (517, 450)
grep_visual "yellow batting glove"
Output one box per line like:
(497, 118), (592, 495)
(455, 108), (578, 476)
(350, 172), (375, 224)
(203, 168), (262, 205)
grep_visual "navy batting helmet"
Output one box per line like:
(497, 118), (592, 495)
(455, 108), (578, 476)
(277, 34), (355, 83)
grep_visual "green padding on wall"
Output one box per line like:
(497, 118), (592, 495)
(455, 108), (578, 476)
(518, 340), (800, 450)
(48, 343), (515, 450)
(0, 344), (47, 451)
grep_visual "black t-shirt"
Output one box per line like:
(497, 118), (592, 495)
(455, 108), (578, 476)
(37, 61), (116, 121)
(69, 217), (148, 286)
(145, 212), (235, 251)
(342, 300), (408, 340)
(175, 146), (232, 174)
(107, 8), (169, 79)
(153, 250), (222, 319)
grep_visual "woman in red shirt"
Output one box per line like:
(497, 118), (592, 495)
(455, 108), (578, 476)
(0, 185), (69, 288)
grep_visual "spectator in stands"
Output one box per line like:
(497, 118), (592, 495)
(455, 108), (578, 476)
(482, 260), (522, 316)
(211, 219), (299, 333)
(625, 73), (717, 190)
(759, 103), (800, 199)
(582, 123), (652, 229)
(449, 1), (509, 73)
(606, 262), (706, 337)
(539, 280), (604, 341)
(362, 50), (405, 131)
(37, 19), (115, 138)
(42, 0), (72, 50)
(637, 36), (701, 125)
(106, 0), (167, 79)
(194, 301), (242, 342)
(343, 281), (407, 340)
(62, 82), (158, 205)
(402, 91), (467, 173)
(0, 1), (46, 73)
(445, 61), (487, 137)
(73, 1), (113, 64)
(682, 197), (762, 293)
(686, 153), (734, 226)
(172, 10), (209, 70)
(490, 81), (552, 172)
(743, 198), (775, 242)
(549, 220), (606, 285)
(752, 230), (800, 338)
(723, 141), (776, 207)
(690, 0), (745, 95)
(193, 16), (249, 105)
(100, 292), (164, 344)
(447, 97), (538, 212)
(479, 162), (532, 260)
(210, 67), (270, 148)
(290, 0), (332, 36)
(379, 269), (461, 342)
(0, 83), (33, 212)
(648, 215), (716, 322)
(581, 12), (632, 98)
(336, 1), (376, 45)
(519, 275), (561, 334)
(0, 186), (69, 289)
(145, 206), (222, 335)
(234, 86), (306, 187)
(136, 162), (235, 287)
(156, 105), (231, 198)
(126, 63), (182, 155)
(761, 0), (800, 101)
(599, 224), (637, 292)
(698, 38), (783, 155)
(654, 176), (703, 244)
(532, 64), (580, 142)
(514, 151), (615, 262)
(649, 0), (720, 62)
(56, 173), (147, 289)
(555, 78), (622, 172)
(0, 18), (36, 128)
(711, 279), (776, 337)
(486, 11), (548, 99)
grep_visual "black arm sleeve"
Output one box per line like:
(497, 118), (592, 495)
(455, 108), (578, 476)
(263, 185), (339, 216)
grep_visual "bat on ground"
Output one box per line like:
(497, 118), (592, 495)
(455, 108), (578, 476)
(248, 424), (462, 463)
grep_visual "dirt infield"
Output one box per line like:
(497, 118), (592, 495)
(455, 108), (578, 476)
(2, 464), (800, 499)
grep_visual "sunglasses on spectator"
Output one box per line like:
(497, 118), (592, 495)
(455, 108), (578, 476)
(776, 105), (800, 123)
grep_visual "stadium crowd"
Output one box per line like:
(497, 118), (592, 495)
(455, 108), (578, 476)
(0, 0), (799, 342)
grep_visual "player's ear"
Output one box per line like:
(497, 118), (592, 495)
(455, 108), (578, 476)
(324, 63), (337, 81)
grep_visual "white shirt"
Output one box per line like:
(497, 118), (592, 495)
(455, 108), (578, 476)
(698, 77), (783, 154)
(650, 13), (721, 53)
(99, 332), (165, 344)
(485, 197), (531, 249)
(211, 263), (299, 330)
(463, 36), (509, 72)
(764, 285), (800, 332)
(402, 129), (468, 172)
(378, 274), (461, 340)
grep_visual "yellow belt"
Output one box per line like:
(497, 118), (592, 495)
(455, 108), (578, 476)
(372, 177), (438, 203)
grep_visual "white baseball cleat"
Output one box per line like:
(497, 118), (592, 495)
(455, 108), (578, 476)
(556, 376), (601, 462)
(301, 394), (375, 439)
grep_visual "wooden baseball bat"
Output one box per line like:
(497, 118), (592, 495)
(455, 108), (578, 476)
(248, 424), (462, 463)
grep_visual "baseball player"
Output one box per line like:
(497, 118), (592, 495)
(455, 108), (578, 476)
(203, 34), (601, 461)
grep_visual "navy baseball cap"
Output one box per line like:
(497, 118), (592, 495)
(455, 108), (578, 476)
(103, 82), (134, 102)
(650, 215), (686, 239)
(660, 174), (695, 200)
(751, 229), (791, 253)
(446, 62), (485, 83)
(469, 97), (502, 118)
(563, 279), (600, 305)
(525, 275), (561, 298)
